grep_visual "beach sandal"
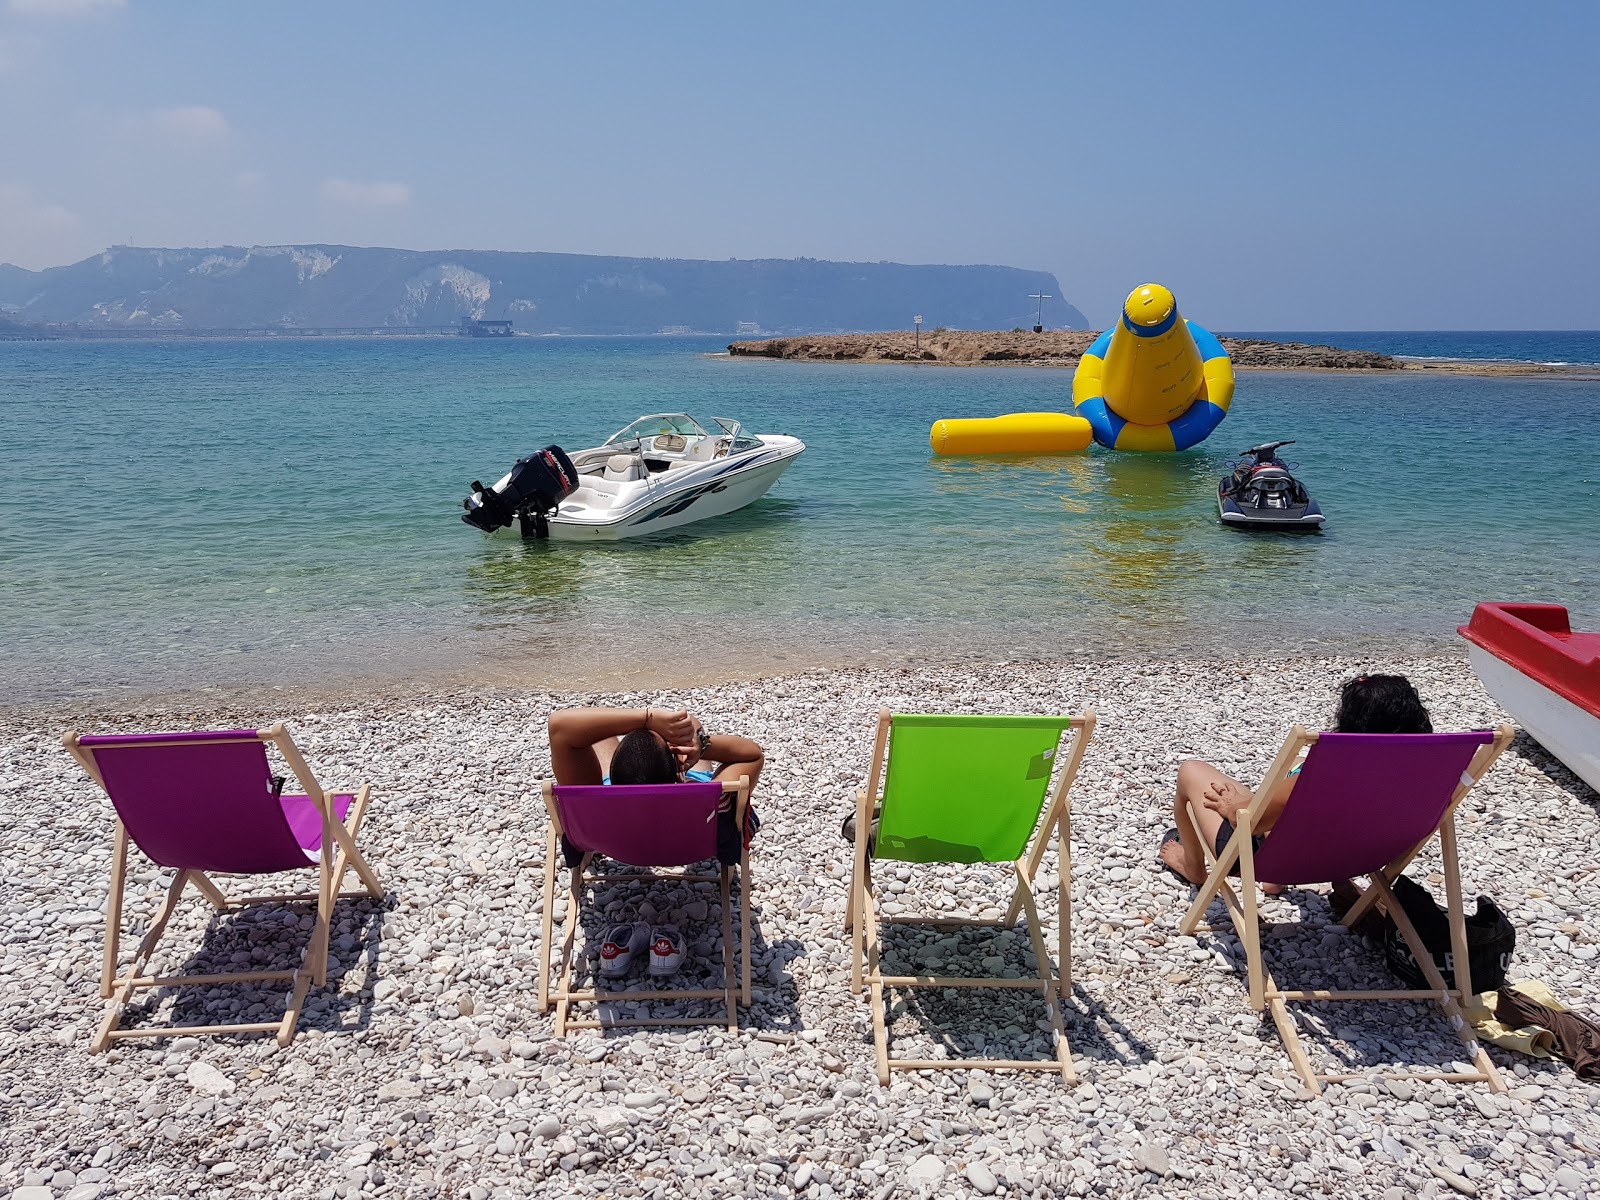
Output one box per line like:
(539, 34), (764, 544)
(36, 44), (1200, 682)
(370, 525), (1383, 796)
(840, 810), (879, 856)
(1156, 827), (1187, 881)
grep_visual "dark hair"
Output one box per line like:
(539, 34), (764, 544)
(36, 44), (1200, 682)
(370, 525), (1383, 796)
(1335, 674), (1433, 734)
(609, 728), (680, 785)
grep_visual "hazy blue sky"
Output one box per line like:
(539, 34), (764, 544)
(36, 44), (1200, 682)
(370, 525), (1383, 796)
(2, 0), (1596, 328)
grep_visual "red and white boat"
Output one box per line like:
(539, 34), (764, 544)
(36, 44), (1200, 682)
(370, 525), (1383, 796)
(1460, 602), (1600, 794)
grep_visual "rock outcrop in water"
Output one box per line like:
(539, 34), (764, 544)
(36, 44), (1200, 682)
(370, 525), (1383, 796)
(728, 330), (1402, 369)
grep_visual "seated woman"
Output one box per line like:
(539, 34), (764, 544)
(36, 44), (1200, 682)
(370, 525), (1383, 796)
(547, 706), (764, 791)
(546, 706), (765, 978)
(1157, 674), (1434, 888)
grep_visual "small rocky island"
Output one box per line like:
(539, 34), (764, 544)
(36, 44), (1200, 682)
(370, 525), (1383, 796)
(727, 331), (1586, 376)
(728, 329), (1398, 369)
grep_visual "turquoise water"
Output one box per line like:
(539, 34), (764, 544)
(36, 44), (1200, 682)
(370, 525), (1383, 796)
(2, 336), (1598, 703)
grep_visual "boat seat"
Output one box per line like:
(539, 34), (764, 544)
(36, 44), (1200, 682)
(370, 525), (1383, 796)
(603, 454), (644, 482)
(683, 436), (731, 463)
(651, 433), (687, 452)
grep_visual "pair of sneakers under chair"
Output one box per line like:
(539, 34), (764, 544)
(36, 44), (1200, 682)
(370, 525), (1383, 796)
(599, 921), (684, 978)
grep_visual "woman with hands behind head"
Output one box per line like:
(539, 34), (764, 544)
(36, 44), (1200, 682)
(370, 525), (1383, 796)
(547, 706), (765, 793)
(546, 706), (765, 978)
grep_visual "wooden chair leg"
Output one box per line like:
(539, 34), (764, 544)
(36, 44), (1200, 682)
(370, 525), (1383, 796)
(93, 869), (191, 1053)
(1236, 814), (1266, 1014)
(1011, 862), (1075, 1083)
(553, 863), (586, 1037)
(539, 827), (558, 1013)
(100, 822), (129, 998)
(1439, 815), (1474, 1001)
(739, 845), (752, 1007)
(720, 868), (737, 1032)
(327, 820), (383, 900)
(859, 864), (888, 1082)
(308, 847), (336, 988)
(1059, 803), (1072, 990)
(188, 872), (229, 910)
(1205, 851), (1321, 1093)
(279, 947), (316, 1047)
(1370, 873), (1505, 1093)
(849, 794), (872, 995)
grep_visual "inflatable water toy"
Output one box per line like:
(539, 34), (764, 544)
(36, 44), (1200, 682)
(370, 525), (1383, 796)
(929, 411), (1093, 456)
(1072, 284), (1234, 451)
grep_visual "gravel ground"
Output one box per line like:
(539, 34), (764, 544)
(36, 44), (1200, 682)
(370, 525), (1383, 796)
(1, 652), (1596, 1200)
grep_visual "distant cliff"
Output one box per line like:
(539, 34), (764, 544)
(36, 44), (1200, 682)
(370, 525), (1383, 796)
(0, 245), (1089, 335)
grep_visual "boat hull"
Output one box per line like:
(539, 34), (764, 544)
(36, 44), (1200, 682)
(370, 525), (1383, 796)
(1467, 645), (1600, 793)
(547, 438), (802, 540)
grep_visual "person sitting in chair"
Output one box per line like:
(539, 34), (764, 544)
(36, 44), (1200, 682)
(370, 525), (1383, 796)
(547, 706), (764, 791)
(1157, 674), (1434, 888)
(546, 706), (765, 978)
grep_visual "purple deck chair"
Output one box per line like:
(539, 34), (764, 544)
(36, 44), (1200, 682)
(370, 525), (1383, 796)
(539, 777), (752, 1034)
(63, 724), (383, 1051)
(1177, 724), (1514, 1095)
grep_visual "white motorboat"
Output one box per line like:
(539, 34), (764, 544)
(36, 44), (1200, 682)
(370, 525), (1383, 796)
(462, 414), (804, 541)
(1460, 602), (1600, 794)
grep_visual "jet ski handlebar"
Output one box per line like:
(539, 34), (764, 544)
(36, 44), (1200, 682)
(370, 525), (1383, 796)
(1241, 439), (1295, 459)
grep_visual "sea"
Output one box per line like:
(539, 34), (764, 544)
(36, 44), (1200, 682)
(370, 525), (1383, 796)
(2, 334), (1597, 705)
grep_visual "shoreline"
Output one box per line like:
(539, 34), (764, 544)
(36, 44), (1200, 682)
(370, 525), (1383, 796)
(726, 331), (1600, 379)
(1, 628), (1474, 724)
(3, 650), (1597, 1198)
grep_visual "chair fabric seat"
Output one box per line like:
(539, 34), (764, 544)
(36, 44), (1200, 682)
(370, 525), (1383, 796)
(280, 792), (356, 859)
(876, 714), (1074, 863)
(1251, 731), (1493, 885)
(555, 782), (725, 867)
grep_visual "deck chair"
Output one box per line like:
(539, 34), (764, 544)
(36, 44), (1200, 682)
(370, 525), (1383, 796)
(62, 725), (382, 1052)
(845, 709), (1096, 1084)
(540, 777), (751, 1034)
(1179, 724), (1514, 1094)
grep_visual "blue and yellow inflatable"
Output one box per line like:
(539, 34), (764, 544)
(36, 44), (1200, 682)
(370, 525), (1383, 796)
(1072, 284), (1233, 451)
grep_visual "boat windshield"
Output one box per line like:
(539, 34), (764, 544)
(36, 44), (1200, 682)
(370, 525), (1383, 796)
(605, 413), (710, 445)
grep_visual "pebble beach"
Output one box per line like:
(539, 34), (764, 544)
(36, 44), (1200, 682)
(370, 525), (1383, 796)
(2, 651), (1597, 1200)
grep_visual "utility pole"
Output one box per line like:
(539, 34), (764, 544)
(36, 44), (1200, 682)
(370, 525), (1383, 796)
(914, 314), (923, 350)
(1029, 292), (1051, 334)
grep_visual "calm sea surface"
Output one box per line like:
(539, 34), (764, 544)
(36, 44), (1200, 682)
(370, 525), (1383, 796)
(2, 336), (1597, 703)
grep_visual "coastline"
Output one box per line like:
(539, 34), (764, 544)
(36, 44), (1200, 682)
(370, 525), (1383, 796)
(727, 331), (1600, 378)
(4, 650), (1597, 1197)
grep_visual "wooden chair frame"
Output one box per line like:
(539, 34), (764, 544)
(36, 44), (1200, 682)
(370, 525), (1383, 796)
(844, 708), (1096, 1084)
(1178, 724), (1514, 1094)
(63, 724), (383, 1052)
(538, 777), (751, 1034)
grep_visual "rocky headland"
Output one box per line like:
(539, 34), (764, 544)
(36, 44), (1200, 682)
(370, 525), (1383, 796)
(728, 330), (1585, 376)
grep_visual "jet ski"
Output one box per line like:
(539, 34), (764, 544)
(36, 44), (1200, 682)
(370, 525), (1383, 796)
(1217, 440), (1325, 530)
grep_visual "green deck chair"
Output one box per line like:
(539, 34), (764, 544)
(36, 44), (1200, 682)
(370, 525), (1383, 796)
(844, 708), (1097, 1084)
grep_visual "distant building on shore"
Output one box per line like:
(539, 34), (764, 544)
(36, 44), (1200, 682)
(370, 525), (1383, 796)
(461, 319), (513, 338)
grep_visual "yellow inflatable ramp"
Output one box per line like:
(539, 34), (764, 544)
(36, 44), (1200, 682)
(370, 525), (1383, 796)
(930, 411), (1093, 456)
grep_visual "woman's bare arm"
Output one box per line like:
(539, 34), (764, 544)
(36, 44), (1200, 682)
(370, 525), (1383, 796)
(547, 707), (694, 784)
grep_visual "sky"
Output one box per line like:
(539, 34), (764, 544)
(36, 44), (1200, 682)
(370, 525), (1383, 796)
(2, 0), (1597, 329)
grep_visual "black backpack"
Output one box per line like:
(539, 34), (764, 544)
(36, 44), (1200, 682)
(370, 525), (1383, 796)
(1379, 874), (1515, 991)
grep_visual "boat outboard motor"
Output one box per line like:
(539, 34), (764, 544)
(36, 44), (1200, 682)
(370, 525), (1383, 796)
(461, 445), (578, 537)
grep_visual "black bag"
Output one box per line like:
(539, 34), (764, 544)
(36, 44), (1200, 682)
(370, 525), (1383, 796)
(1379, 875), (1515, 991)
